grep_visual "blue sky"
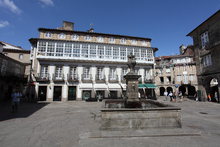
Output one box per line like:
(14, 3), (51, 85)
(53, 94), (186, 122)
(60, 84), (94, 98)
(0, 0), (219, 56)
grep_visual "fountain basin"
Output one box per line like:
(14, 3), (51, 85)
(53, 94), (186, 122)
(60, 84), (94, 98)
(100, 99), (181, 130)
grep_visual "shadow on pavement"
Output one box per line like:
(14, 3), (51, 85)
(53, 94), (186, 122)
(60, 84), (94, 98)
(0, 102), (49, 121)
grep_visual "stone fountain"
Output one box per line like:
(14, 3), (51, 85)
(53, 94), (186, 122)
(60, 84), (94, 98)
(100, 53), (181, 130)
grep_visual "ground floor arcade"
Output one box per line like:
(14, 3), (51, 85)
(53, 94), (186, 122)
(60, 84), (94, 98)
(156, 84), (198, 98)
(198, 74), (220, 103)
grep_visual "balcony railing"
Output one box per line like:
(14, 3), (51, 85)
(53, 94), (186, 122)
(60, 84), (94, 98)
(81, 74), (92, 82)
(52, 74), (65, 82)
(95, 75), (106, 83)
(108, 75), (119, 83)
(144, 78), (153, 84)
(181, 80), (191, 85)
(35, 73), (50, 82)
(67, 73), (79, 82)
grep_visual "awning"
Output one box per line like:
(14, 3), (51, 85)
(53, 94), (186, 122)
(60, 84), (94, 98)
(94, 84), (108, 90)
(138, 84), (157, 89)
(80, 84), (93, 89)
(120, 84), (126, 90)
(108, 84), (121, 89)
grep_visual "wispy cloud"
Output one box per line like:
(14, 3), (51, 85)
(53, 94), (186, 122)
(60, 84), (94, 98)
(0, 20), (9, 28)
(39, 0), (54, 6)
(0, 0), (21, 14)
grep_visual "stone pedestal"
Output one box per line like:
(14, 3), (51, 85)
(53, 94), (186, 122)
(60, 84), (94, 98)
(124, 73), (141, 107)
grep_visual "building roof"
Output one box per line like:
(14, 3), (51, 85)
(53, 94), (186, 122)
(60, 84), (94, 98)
(3, 48), (30, 53)
(187, 10), (220, 36)
(38, 28), (152, 41)
(0, 41), (23, 50)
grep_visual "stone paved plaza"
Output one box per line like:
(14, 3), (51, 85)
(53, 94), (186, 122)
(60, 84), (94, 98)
(0, 98), (220, 147)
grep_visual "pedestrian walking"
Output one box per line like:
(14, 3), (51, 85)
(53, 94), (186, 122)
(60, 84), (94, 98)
(173, 92), (176, 102)
(179, 91), (183, 102)
(194, 92), (198, 101)
(169, 92), (173, 102)
(164, 91), (168, 101)
(11, 88), (22, 112)
(207, 93), (211, 102)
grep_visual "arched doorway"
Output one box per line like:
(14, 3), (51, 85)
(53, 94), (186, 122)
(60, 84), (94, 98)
(187, 85), (196, 97)
(179, 86), (186, 95)
(209, 78), (219, 102)
(160, 87), (165, 96)
(167, 87), (173, 94)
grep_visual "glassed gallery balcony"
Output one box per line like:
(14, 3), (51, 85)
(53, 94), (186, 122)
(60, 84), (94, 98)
(67, 74), (79, 82)
(52, 74), (65, 82)
(35, 73), (50, 82)
(95, 75), (106, 83)
(81, 74), (92, 83)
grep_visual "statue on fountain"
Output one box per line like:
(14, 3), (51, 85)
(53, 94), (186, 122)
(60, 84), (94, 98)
(127, 52), (136, 74)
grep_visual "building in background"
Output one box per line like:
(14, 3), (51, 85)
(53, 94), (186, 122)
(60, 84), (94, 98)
(0, 41), (31, 80)
(29, 21), (158, 102)
(187, 10), (220, 102)
(154, 45), (198, 98)
(0, 41), (31, 102)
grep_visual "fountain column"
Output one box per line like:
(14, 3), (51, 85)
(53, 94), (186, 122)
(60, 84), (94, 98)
(124, 53), (141, 107)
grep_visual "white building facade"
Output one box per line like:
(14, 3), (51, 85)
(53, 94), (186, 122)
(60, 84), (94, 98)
(30, 21), (157, 101)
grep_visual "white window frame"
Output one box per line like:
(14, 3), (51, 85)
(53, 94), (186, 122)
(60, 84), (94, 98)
(83, 67), (90, 80)
(201, 31), (209, 49)
(120, 38), (126, 44)
(109, 67), (117, 80)
(40, 65), (48, 78)
(70, 66), (77, 79)
(64, 43), (72, 57)
(142, 40), (147, 46)
(203, 54), (212, 67)
(55, 66), (63, 79)
(131, 40), (137, 45)
(58, 33), (66, 39)
(19, 54), (23, 60)
(109, 37), (115, 43)
(84, 35), (91, 41)
(72, 34), (79, 40)
(97, 67), (104, 80)
(72, 43), (80, 57)
(45, 32), (52, 38)
(97, 36), (104, 42)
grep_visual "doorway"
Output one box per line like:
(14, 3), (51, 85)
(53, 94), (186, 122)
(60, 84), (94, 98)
(160, 87), (165, 96)
(53, 86), (62, 101)
(38, 86), (47, 101)
(109, 91), (117, 99)
(96, 90), (105, 101)
(82, 90), (91, 100)
(68, 86), (76, 100)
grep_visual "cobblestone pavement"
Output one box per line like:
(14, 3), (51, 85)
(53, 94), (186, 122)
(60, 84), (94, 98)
(0, 98), (220, 147)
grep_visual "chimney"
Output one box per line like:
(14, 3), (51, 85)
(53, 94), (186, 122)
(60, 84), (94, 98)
(179, 44), (186, 55)
(63, 21), (74, 31)
(88, 28), (94, 33)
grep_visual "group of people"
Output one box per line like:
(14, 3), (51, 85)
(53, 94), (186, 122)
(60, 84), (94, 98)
(164, 91), (184, 102)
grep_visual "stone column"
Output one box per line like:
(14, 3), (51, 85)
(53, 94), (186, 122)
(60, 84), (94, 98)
(124, 74), (141, 104)
(76, 86), (82, 100)
(62, 85), (68, 101)
(47, 84), (53, 102)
